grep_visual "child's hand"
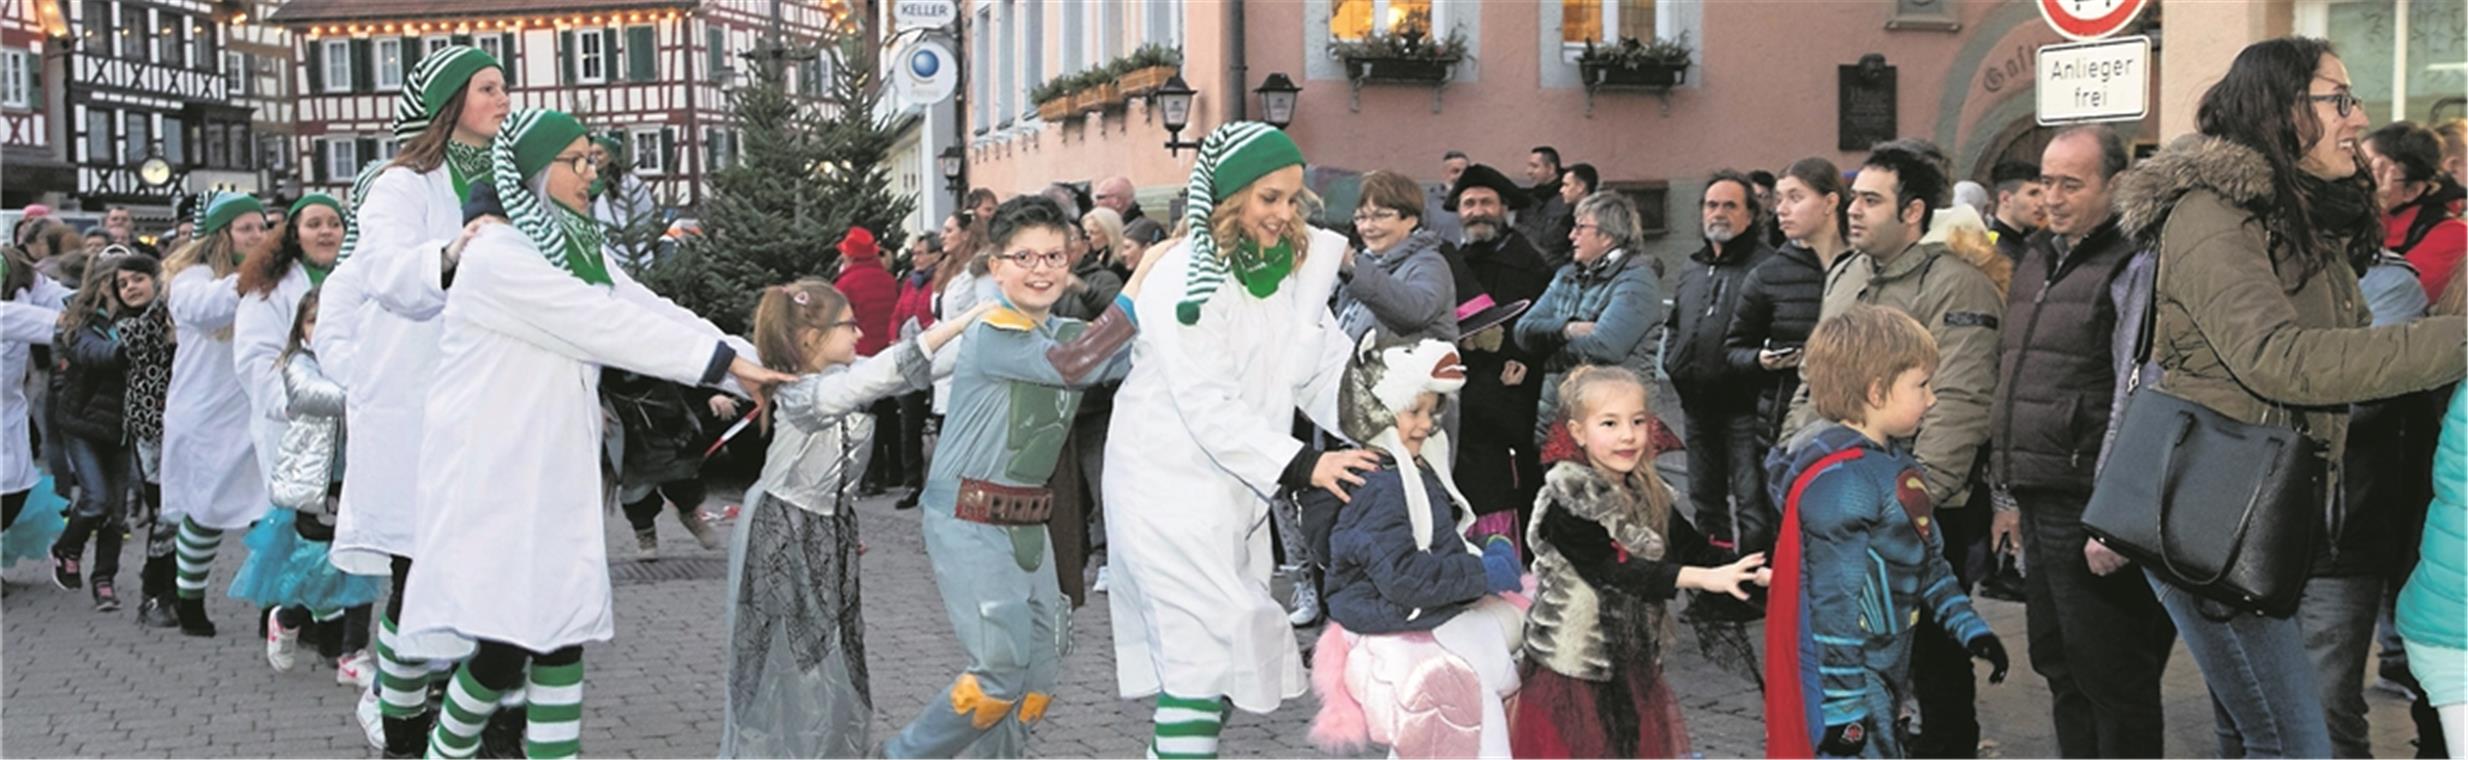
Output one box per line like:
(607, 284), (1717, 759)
(1686, 552), (1767, 600)
(1479, 537), (1522, 593)
(707, 394), (741, 418)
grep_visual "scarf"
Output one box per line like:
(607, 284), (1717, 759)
(446, 139), (491, 201)
(493, 109), (611, 286)
(342, 45), (499, 261)
(1175, 121), (1306, 325)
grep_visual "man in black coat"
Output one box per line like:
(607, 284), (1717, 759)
(1984, 125), (2171, 759)
(1665, 171), (1773, 582)
(1988, 160), (2045, 264)
(1440, 164), (1556, 549)
(1515, 146), (1575, 269)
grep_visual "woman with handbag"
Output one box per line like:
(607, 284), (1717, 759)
(2103, 37), (2466, 758)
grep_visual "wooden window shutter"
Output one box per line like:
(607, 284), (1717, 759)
(603, 29), (619, 80)
(310, 138), (327, 183)
(356, 138), (378, 174)
(306, 40), (323, 93)
(451, 34), (471, 46)
(559, 30), (576, 84)
(400, 36), (421, 80)
(627, 27), (655, 82)
(659, 126), (675, 174)
(351, 38), (372, 92)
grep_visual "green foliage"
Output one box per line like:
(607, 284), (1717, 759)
(1578, 32), (1693, 68)
(637, 42), (912, 335)
(1030, 43), (1184, 105)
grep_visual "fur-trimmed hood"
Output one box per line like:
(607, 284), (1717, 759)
(2114, 134), (2277, 242)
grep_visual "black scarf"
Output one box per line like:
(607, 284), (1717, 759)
(2294, 171), (2380, 275)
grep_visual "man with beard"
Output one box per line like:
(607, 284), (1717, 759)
(1665, 171), (1774, 621)
(1516, 146), (1575, 268)
(1440, 164), (1557, 553)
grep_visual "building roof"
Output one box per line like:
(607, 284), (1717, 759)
(269, 0), (694, 24)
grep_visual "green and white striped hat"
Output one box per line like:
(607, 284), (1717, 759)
(492, 109), (610, 286)
(394, 46), (500, 139)
(1175, 121), (1305, 326)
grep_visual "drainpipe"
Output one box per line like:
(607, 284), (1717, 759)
(1227, 0), (1245, 123)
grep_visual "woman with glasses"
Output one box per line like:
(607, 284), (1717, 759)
(2106, 37), (2464, 757)
(1336, 171), (1459, 344)
(1512, 192), (1665, 448)
(393, 109), (789, 758)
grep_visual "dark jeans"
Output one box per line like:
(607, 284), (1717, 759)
(1675, 390), (1770, 552)
(1909, 499), (1990, 758)
(621, 479), (707, 533)
(2148, 570), (2332, 758)
(52, 433), (130, 582)
(897, 390), (931, 490)
(2018, 488), (2175, 758)
(2295, 574), (2381, 758)
(863, 397), (905, 489)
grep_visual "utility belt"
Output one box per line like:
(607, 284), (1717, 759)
(954, 479), (1053, 526)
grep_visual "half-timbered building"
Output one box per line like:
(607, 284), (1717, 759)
(227, 0), (297, 202)
(2, 0), (73, 210)
(269, 0), (845, 215)
(31, 1), (248, 220)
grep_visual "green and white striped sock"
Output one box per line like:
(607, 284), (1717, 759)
(425, 666), (502, 759)
(376, 618), (431, 719)
(524, 659), (584, 758)
(173, 517), (222, 600)
(1147, 693), (1226, 759)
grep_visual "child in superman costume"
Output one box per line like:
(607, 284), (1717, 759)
(1763, 305), (2009, 758)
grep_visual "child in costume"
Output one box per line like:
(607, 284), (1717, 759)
(719, 278), (983, 758)
(1764, 304), (2009, 758)
(228, 289), (385, 680)
(1305, 331), (1527, 759)
(1510, 364), (1769, 758)
(45, 253), (156, 610)
(883, 195), (1150, 758)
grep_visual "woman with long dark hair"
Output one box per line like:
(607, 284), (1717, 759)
(2364, 121), (2465, 301)
(2108, 36), (2465, 757)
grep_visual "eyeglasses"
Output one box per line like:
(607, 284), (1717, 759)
(828, 318), (860, 332)
(552, 152), (600, 177)
(1572, 222), (1601, 234)
(1351, 207), (1404, 224)
(995, 249), (1069, 270)
(2305, 89), (2361, 119)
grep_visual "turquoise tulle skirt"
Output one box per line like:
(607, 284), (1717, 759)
(3, 476), (68, 568)
(227, 508), (383, 611)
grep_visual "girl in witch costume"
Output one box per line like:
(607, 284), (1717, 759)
(1763, 306), (2008, 759)
(227, 288), (384, 680)
(1102, 122), (1378, 758)
(394, 108), (785, 759)
(159, 191), (273, 637)
(1510, 365), (1770, 758)
(882, 195), (1152, 758)
(311, 45), (508, 755)
(718, 280), (986, 758)
(1305, 332), (1529, 759)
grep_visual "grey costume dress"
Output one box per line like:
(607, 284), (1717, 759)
(719, 337), (932, 758)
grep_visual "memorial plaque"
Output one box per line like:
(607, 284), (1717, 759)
(1839, 63), (1899, 152)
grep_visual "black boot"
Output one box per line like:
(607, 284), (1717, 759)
(478, 706), (527, 758)
(382, 710), (435, 759)
(175, 595), (216, 637)
(136, 554), (179, 628)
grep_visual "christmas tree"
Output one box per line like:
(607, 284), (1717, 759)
(642, 35), (912, 335)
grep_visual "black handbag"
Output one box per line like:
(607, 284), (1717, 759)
(2080, 253), (2324, 618)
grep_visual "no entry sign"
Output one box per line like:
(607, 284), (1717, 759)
(2038, 0), (2149, 41)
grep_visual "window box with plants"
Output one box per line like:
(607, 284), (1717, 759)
(1578, 34), (1692, 89)
(1032, 77), (1074, 122)
(1114, 44), (1183, 98)
(1330, 25), (1466, 86)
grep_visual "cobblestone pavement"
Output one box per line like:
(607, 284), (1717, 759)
(2, 467), (2429, 758)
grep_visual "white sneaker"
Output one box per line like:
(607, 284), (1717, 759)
(677, 508), (724, 551)
(1286, 579), (1322, 627)
(1091, 565), (1112, 593)
(635, 528), (659, 561)
(265, 608), (300, 672)
(355, 688), (385, 750)
(336, 649), (376, 688)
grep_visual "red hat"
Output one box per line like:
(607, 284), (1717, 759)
(838, 226), (880, 261)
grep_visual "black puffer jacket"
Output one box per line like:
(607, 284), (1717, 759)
(1722, 242), (1829, 436)
(51, 316), (129, 443)
(1666, 239), (1771, 397)
(1989, 217), (2136, 493)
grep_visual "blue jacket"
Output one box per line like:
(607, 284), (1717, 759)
(1513, 250), (1663, 444)
(2399, 385), (2466, 651)
(1323, 461), (1489, 634)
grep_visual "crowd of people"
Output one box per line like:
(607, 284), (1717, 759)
(3, 36), (2465, 760)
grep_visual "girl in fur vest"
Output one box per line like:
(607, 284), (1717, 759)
(1511, 365), (1769, 758)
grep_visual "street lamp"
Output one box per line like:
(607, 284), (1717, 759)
(1156, 75), (1200, 156)
(1254, 73), (1300, 130)
(938, 145), (964, 195)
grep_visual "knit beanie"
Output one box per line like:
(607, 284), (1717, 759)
(395, 46), (501, 139)
(492, 109), (608, 286)
(1175, 121), (1305, 325)
(199, 192), (265, 235)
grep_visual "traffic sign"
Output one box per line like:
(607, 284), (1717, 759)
(2037, 36), (2150, 125)
(894, 37), (959, 106)
(2038, 0), (2149, 42)
(895, 0), (957, 31)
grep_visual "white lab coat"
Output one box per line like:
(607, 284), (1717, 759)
(233, 264), (314, 481)
(162, 265), (266, 530)
(1102, 228), (1354, 713)
(3, 278), (70, 494)
(325, 166), (459, 575)
(396, 223), (738, 659)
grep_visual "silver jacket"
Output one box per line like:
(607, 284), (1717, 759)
(270, 351), (346, 517)
(751, 337), (935, 516)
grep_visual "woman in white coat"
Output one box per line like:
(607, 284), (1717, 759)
(4, 241), (71, 531)
(1102, 122), (1380, 757)
(395, 109), (786, 759)
(161, 192), (272, 636)
(311, 45), (507, 756)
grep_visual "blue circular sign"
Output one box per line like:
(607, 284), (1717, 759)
(909, 49), (940, 78)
